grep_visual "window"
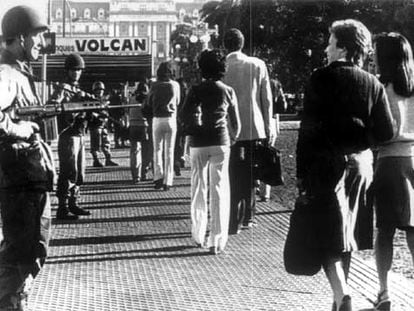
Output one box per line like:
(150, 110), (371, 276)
(192, 9), (199, 18)
(56, 8), (62, 19)
(84, 8), (91, 19)
(98, 8), (105, 20)
(120, 22), (129, 36)
(70, 8), (77, 19)
(85, 25), (89, 33)
(138, 23), (147, 36)
(57, 25), (62, 33)
(157, 23), (165, 40)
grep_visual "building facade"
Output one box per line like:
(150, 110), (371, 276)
(48, 0), (209, 83)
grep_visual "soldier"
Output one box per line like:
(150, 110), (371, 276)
(88, 81), (118, 167)
(49, 53), (93, 220)
(0, 6), (55, 310)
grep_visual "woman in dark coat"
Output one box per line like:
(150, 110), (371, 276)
(296, 19), (394, 311)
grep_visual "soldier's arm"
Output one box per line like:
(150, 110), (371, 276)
(0, 67), (39, 140)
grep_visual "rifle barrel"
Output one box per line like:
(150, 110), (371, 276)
(16, 103), (141, 117)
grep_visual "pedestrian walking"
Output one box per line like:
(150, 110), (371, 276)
(0, 6), (55, 310)
(295, 19), (394, 311)
(222, 28), (276, 234)
(88, 81), (118, 167)
(372, 32), (414, 311)
(179, 49), (241, 255)
(129, 81), (151, 183)
(144, 62), (180, 191)
(50, 53), (93, 220)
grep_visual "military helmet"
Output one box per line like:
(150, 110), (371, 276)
(92, 81), (105, 91)
(1, 6), (48, 40)
(64, 53), (85, 71)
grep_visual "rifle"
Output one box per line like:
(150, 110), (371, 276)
(16, 101), (140, 118)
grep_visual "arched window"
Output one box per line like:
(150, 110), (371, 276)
(84, 8), (91, 19)
(192, 9), (199, 18)
(56, 8), (62, 19)
(98, 8), (105, 20)
(70, 8), (77, 19)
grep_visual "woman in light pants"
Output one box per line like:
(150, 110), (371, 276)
(179, 50), (240, 255)
(153, 117), (177, 189)
(145, 61), (181, 191)
(190, 146), (230, 252)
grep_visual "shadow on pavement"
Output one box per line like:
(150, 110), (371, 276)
(50, 232), (191, 247)
(52, 213), (190, 225)
(46, 246), (213, 264)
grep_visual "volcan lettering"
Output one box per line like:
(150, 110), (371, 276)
(75, 40), (86, 52)
(134, 39), (146, 51)
(100, 39), (109, 51)
(88, 40), (99, 52)
(111, 39), (120, 51)
(122, 39), (133, 51)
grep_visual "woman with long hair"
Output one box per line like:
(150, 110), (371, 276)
(373, 32), (414, 311)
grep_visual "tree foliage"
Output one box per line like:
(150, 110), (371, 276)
(200, 0), (414, 94)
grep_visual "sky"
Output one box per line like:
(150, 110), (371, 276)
(0, 0), (48, 34)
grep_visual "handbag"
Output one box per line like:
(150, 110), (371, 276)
(255, 143), (284, 186)
(141, 104), (153, 120)
(283, 195), (322, 276)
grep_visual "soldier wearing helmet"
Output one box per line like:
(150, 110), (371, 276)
(0, 5), (55, 310)
(49, 53), (94, 221)
(88, 81), (118, 167)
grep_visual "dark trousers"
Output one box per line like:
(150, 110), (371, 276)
(56, 131), (85, 201)
(229, 140), (259, 234)
(0, 190), (51, 305)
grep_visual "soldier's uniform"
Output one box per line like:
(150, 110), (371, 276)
(88, 81), (118, 167)
(49, 54), (93, 220)
(0, 6), (54, 310)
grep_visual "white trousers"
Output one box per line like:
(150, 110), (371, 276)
(152, 117), (177, 186)
(190, 145), (230, 250)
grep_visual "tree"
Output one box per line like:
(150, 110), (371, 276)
(200, 0), (242, 41)
(200, 0), (411, 96)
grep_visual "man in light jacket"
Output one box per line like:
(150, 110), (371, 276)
(223, 28), (276, 234)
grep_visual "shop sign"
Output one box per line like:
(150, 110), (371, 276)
(55, 37), (149, 54)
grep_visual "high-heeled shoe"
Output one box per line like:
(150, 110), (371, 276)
(373, 290), (391, 311)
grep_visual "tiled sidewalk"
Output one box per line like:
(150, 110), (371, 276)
(23, 132), (414, 311)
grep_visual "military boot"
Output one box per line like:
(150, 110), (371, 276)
(56, 198), (78, 220)
(68, 197), (91, 216)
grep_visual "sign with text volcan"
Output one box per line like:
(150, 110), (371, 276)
(55, 37), (149, 55)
